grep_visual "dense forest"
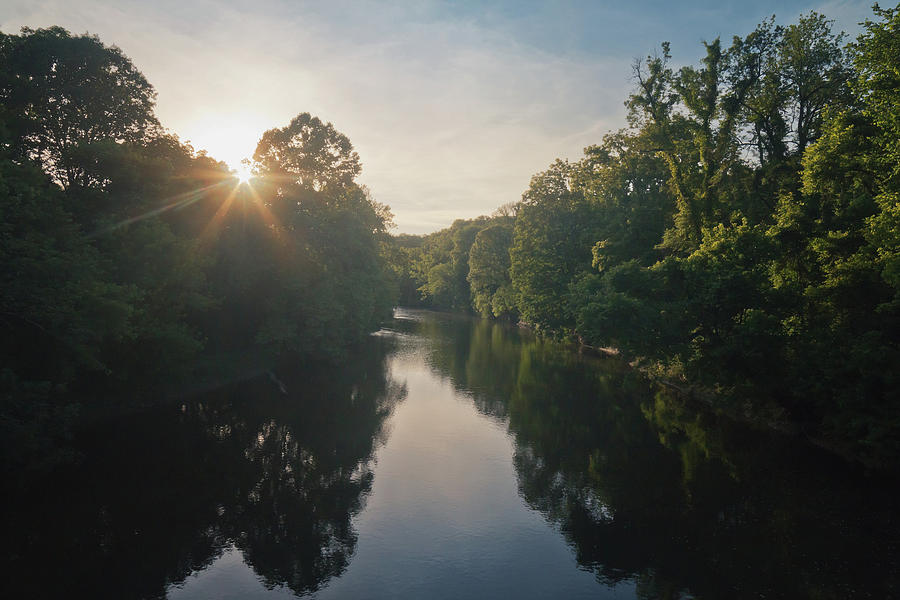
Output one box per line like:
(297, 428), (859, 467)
(0, 27), (395, 467)
(389, 7), (900, 466)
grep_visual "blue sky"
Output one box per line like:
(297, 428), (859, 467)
(1, 0), (874, 233)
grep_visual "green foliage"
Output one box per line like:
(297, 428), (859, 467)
(506, 6), (900, 464)
(396, 216), (492, 312)
(0, 153), (133, 466)
(467, 220), (516, 318)
(253, 112), (361, 191)
(0, 28), (395, 469)
(209, 118), (394, 360)
(510, 160), (603, 333)
(580, 131), (671, 271)
(0, 27), (160, 189)
(628, 39), (746, 249)
(381, 212), (519, 317)
(788, 4), (900, 458)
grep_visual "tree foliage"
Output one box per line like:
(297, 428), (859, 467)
(467, 220), (516, 318)
(253, 112), (361, 191)
(0, 27), (160, 189)
(500, 7), (900, 464)
(0, 27), (394, 469)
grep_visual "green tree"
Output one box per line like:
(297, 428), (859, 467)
(628, 39), (748, 250)
(579, 130), (671, 271)
(0, 26), (160, 189)
(467, 220), (515, 318)
(791, 3), (900, 458)
(510, 160), (602, 333)
(0, 27), (397, 468)
(0, 154), (133, 464)
(237, 113), (393, 358)
(411, 217), (492, 312)
(253, 112), (361, 191)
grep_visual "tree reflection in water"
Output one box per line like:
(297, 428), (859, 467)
(3, 340), (405, 599)
(405, 311), (900, 600)
(6, 312), (898, 600)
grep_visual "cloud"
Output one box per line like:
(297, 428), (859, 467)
(2, 0), (631, 233)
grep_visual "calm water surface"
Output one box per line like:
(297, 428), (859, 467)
(5, 309), (899, 598)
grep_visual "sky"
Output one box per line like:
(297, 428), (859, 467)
(0, 0), (874, 233)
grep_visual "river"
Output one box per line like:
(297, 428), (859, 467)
(5, 309), (898, 598)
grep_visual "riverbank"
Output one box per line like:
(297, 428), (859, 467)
(499, 312), (896, 471)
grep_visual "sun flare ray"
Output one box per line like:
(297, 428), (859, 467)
(246, 182), (281, 232)
(91, 180), (231, 237)
(200, 185), (241, 241)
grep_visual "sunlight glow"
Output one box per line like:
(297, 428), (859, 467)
(233, 163), (253, 184)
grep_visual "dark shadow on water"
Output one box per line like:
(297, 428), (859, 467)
(2, 336), (405, 599)
(5, 310), (898, 599)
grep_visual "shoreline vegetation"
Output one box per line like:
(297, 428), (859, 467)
(461, 307), (861, 466)
(2, 5), (899, 473)
(384, 7), (900, 469)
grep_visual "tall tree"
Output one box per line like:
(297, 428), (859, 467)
(726, 13), (851, 209)
(779, 13), (850, 157)
(510, 160), (602, 333)
(467, 220), (515, 318)
(0, 27), (160, 189)
(236, 112), (393, 357)
(253, 112), (361, 192)
(628, 40), (747, 250)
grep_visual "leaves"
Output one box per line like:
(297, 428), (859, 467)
(253, 112), (361, 192)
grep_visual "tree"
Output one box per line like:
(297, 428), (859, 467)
(724, 13), (851, 213)
(0, 26), (160, 189)
(0, 152), (134, 465)
(467, 221), (515, 318)
(779, 13), (850, 157)
(510, 160), (602, 333)
(792, 3), (900, 457)
(628, 39), (748, 250)
(410, 217), (493, 312)
(579, 130), (671, 271)
(232, 112), (394, 357)
(0, 29), (397, 469)
(253, 112), (361, 191)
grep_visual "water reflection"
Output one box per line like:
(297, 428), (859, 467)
(402, 310), (900, 599)
(5, 311), (898, 599)
(3, 341), (404, 599)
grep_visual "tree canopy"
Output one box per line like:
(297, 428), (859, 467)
(0, 27), (160, 189)
(253, 112), (361, 191)
(0, 27), (394, 470)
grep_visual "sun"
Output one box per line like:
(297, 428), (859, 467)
(232, 163), (253, 184)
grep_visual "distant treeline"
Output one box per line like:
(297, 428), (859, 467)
(388, 7), (900, 465)
(0, 27), (394, 465)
